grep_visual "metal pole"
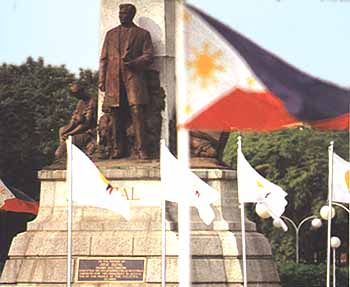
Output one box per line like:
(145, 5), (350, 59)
(281, 215), (317, 264)
(177, 129), (191, 287)
(176, 2), (191, 285)
(161, 194), (166, 287)
(281, 216), (298, 263)
(296, 230), (299, 264)
(348, 107), (350, 287)
(160, 140), (167, 287)
(327, 141), (335, 287)
(237, 136), (247, 287)
(66, 136), (73, 287)
(333, 248), (336, 287)
(240, 203), (248, 287)
(330, 202), (350, 287)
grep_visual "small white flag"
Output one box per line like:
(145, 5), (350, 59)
(237, 144), (288, 231)
(69, 143), (130, 220)
(332, 152), (350, 204)
(160, 142), (219, 225)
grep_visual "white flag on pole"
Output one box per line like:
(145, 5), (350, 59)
(332, 152), (350, 204)
(237, 144), (288, 230)
(69, 143), (131, 220)
(160, 142), (218, 225)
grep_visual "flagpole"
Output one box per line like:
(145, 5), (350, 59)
(237, 136), (248, 287)
(161, 196), (166, 287)
(176, 1), (191, 286)
(348, 105), (350, 287)
(161, 140), (167, 287)
(66, 136), (73, 287)
(348, 206), (350, 287)
(177, 129), (191, 287)
(326, 141), (334, 287)
(240, 202), (248, 287)
(348, 106), (350, 287)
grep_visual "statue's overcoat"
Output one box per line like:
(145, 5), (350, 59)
(99, 23), (153, 107)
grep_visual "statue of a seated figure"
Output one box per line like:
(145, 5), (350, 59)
(55, 82), (97, 159)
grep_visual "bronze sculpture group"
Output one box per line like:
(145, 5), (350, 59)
(55, 3), (228, 163)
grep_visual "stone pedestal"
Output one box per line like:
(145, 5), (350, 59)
(1, 163), (281, 286)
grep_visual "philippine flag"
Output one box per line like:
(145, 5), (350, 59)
(0, 179), (39, 216)
(179, 4), (350, 131)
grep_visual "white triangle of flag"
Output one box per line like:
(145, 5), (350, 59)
(0, 179), (15, 208)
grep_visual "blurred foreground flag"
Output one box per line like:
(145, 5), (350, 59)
(179, 4), (350, 131)
(237, 142), (288, 230)
(69, 143), (130, 220)
(160, 141), (218, 225)
(0, 179), (39, 216)
(332, 152), (350, 203)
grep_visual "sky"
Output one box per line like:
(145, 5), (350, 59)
(1, 0), (349, 87)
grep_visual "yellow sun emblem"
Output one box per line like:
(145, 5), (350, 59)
(188, 42), (225, 88)
(184, 104), (193, 116)
(345, 170), (350, 191)
(246, 76), (257, 88)
(0, 186), (6, 195)
(256, 180), (264, 189)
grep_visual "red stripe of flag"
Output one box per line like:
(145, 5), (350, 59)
(182, 88), (301, 131)
(1, 198), (39, 215)
(309, 114), (349, 130)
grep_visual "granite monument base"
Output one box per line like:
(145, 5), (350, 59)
(1, 162), (280, 286)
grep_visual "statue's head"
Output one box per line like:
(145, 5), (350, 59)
(70, 82), (87, 100)
(119, 3), (136, 25)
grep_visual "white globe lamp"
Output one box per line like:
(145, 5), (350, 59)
(331, 236), (341, 249)
(311, 218), (322, 229)
(320, 206), (335, 220)
(255, 203), (270, 219)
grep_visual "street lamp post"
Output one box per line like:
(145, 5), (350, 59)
(320, 205), (337, 287)
(325, 202), (350, 287)
(331, 236), (341, 287)
(273, 215), (322, 264)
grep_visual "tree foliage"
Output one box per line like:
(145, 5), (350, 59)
(0, 57), (98, 198)
(224, 128), (349, 262)
(278, 262), (348, 287)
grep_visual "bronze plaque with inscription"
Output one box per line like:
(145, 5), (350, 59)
(75, 257), (146, 282)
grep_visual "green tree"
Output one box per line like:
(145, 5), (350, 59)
(0, 57), (98, 198)
(224, 128), (348, 262)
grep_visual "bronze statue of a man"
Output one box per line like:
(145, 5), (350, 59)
(99, 3), (153, 160)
